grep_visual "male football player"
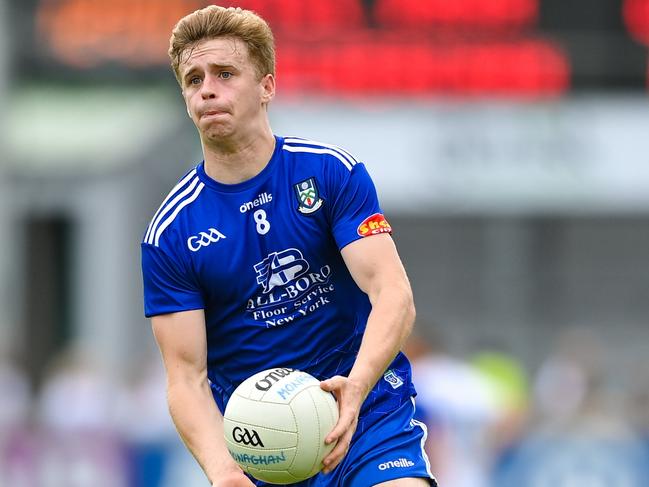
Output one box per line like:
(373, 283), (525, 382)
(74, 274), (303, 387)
(141, 5), (436, 487)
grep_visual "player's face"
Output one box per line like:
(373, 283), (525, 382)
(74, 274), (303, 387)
(179, 37), (274, 143)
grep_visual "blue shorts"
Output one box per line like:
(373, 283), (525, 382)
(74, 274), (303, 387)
(251, 396), (437, 487)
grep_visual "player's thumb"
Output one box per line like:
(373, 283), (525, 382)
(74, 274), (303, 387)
(320, 375), (345, 392)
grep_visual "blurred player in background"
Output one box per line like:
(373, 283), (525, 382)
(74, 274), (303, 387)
(141, 6), (435, 486)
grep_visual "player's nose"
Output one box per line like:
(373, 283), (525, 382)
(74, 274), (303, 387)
(200, 75), (218, 99)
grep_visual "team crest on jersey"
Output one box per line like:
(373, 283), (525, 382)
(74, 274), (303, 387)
(294, 177), (323, 215)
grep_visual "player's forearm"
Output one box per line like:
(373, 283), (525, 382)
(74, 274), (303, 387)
(348, 281), (415, 397)
(167, 379), (241, 483)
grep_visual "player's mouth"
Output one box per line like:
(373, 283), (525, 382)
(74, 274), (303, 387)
(201, 109), (229, 119)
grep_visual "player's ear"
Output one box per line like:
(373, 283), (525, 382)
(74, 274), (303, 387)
(260, 74), (275, 104)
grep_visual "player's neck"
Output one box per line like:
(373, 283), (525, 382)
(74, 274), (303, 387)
(201, 127), (275, 185)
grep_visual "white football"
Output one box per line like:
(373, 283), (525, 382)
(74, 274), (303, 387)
(223, 368), (338, 484)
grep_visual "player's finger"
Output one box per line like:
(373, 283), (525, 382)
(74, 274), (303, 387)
(323, 442), (347, 472)
(322, 423), (356, 473)
(327, 427), (352, 463)
(325, 405), (356, 444)
(325, 418), (358, 456)
(325, 420), (345, 444)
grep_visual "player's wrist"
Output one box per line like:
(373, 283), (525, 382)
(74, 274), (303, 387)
(209, 460), (245, 484)
(345, 374), (372, 402)
(210, 468), (251, 487)
(347, 367), (375, 396)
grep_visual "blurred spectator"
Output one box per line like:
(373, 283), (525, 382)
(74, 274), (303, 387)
(117, 352), (178, 487)
(529, 326), (637, 438)
(405, 328), (499, 487)
(118, 353), (209, 487)
(532, 327), (605, 428)
(493, 327), (649, 486)
(0, 354), (31, 434)
(33, 343), (129, 487)
(37, 344), (125, 433)
(119, 353), (173, 443)
(470, 345), (530, 453)
(0, 353), (33, 487)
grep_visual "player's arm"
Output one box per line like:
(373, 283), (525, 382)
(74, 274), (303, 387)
(320, 233), (416, 473)
(151, 310), (254, 487)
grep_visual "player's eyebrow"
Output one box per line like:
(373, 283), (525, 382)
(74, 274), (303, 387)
(182, 63), (238, 83)
(182, 66), (200, 81)
(207, 62), (238, 71)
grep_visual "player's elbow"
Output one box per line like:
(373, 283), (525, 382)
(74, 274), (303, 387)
(390, 280), (415, 342)
(402, 288), (416, 339)
(165, 364), (208, 399)
(165, 372), (210, 418)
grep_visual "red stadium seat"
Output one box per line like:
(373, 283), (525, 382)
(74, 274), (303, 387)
(211, 0), (366, 32)
(375, 0), (538, 31)
(207, 1), (569, 97)
(623, 0), (649, 46)
(276, 35), (569, 97)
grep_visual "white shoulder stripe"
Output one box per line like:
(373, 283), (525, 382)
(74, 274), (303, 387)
(283, 137), (359, 163)
(283, 137), (359, 168)
(283, 145), (354, 171)
(145, 176), (200, 245)
(144, 169), (197, 243)
(153, 182), (205, 247)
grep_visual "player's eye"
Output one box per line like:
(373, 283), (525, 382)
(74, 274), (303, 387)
(189, 76), (202, 85)
(220, 71), (233, 80)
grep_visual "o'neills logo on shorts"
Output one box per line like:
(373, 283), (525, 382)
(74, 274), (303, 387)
(357, 213), (392, 237)
(378, 458), (415, 470)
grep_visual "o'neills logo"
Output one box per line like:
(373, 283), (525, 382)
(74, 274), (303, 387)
(378, 458), (415, 470)
(255, 368), (294, 391)
(240, 192), (273, 213)
(357, 213), (392, 237)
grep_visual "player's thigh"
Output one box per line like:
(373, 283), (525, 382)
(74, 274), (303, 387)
(373, 477), (431, 487)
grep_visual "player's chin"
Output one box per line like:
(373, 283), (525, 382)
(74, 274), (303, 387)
(201, 123), (234, 141)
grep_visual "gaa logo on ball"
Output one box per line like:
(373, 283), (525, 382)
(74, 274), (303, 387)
(232, 426), (264, 447)
(224, 368), (338, 484)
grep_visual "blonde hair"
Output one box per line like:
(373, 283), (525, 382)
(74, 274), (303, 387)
(169, 5), (275, 84)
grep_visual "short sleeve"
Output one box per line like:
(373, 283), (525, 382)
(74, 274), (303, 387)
(329, 163), (393, 250)
(141, 243), (205, 317)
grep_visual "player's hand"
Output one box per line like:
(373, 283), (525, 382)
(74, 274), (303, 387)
(319, 375), (366, 474)
(211, 470), (255, 486)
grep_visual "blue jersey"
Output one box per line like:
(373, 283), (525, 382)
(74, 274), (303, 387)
(141, 136), (416, 422)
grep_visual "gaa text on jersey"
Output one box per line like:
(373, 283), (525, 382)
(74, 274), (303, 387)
(240, 192), (273, 213)
(187, 228), (226, 252)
